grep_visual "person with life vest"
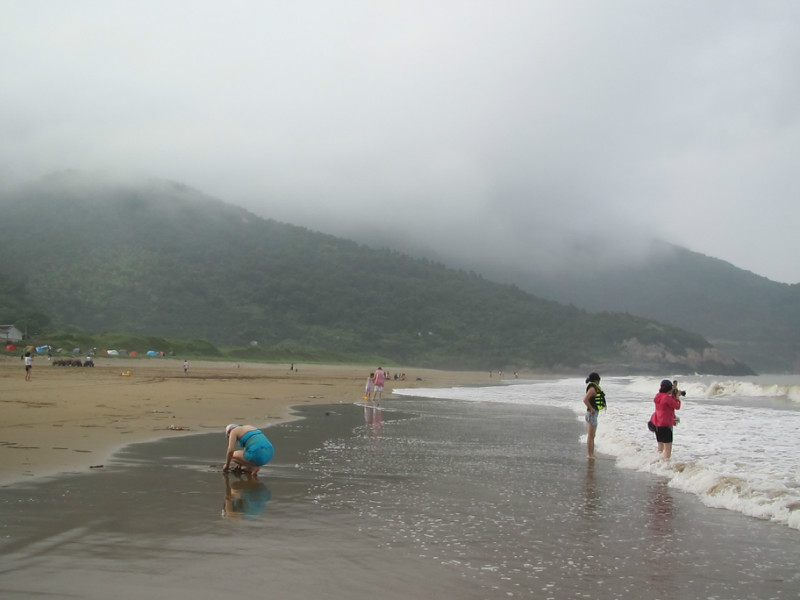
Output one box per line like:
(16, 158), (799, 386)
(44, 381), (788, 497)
(583, 372), (606, 459)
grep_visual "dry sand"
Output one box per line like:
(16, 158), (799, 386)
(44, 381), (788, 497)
(0, 355), (489, 485)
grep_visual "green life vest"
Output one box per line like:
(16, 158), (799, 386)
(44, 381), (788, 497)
(587, 382), (607, 410)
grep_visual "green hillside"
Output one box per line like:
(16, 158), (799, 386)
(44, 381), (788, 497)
(507, 242), (800, 373)
(0, 172), (753, 374)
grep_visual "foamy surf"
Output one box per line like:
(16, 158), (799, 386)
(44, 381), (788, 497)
(394, 375), (800, 530)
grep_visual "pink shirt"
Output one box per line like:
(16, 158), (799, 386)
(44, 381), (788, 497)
(651, 392), (681, 427)
(374, 369), (385, 386)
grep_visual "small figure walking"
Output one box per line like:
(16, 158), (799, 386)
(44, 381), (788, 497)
(364, 372), (375, 401)
(183, 360), (189, 374)
(24, 352), (32, 381)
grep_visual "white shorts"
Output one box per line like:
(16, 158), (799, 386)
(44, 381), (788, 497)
(374, 385), (384, 392)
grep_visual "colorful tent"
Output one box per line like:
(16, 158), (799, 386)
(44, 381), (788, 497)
(5, 344), (17, 351)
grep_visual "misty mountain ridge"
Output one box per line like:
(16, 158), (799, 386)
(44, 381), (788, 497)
(315, 210), (798, 373)
(445, 241), (798, 373)
(0, 172), (756, 374)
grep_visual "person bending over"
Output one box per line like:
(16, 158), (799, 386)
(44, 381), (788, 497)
(223, 424), (274, 477)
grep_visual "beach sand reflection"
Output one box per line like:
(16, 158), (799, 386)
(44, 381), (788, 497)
(221, 472), (271, 520)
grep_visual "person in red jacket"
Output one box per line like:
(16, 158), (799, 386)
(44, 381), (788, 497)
(650, 379), (682, 459)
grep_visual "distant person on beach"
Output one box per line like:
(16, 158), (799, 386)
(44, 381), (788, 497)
(183, 360), (189, 374)
(365, 372), (375, 401)
(24, 352), (32, 381)
(583, 372), (606, 459)
(372, 367), (386, 402)
(223, 424), (274, 476)
(650, 379), (681, 459)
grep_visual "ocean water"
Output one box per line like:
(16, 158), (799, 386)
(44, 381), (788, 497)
(394, 375), (800, 531)
(2, 397), (799, 599)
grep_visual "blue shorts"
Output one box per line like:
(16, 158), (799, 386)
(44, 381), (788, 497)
(244, 444), (274, 466)
(585, 411), (598, 427)
(240, 431), (275, 466)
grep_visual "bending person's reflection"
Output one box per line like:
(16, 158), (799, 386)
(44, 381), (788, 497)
(221, 472), (272, 520)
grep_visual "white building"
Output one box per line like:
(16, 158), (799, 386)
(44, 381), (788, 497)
(0, 325), (23, 342)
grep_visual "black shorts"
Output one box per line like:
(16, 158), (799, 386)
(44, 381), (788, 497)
(25, 365), (32, 371)
(655, 426), (673, 444)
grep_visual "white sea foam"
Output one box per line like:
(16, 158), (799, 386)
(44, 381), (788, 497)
(393, 375), (800, 530)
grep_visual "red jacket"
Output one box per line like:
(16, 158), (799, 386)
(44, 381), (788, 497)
(651, 392), (681, 427)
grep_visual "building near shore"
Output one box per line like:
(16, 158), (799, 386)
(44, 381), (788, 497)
(0, 325), (23, 343)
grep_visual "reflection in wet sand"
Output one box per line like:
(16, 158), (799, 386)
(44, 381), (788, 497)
(221, 472), (271, 520)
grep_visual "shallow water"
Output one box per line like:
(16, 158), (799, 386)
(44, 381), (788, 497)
(396, 376), (800, 529)
(1, 400), (798, 600)
(306, 399), (800, 599)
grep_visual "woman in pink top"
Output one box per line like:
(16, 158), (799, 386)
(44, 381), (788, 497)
(650, 379), (681, 459)
(372, 367), (385, 402)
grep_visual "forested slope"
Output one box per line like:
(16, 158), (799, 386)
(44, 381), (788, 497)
(0, 172), (753, 374)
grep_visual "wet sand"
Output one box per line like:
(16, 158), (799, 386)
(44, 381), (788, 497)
(0, 404), (487, 600)
(0, 356), (488, 485)
(2, 398), (798, 600)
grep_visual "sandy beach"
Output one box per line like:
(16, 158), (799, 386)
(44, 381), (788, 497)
(3, 361), (799, 599)
(0, 355), (488, 486)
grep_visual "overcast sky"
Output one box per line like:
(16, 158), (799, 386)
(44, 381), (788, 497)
(2, 1), (799, 282)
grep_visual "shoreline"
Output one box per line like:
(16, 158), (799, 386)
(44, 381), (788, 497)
(0, 356), (492, 486)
